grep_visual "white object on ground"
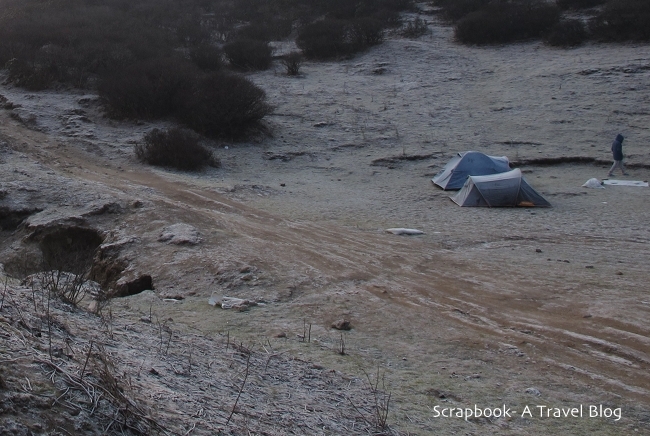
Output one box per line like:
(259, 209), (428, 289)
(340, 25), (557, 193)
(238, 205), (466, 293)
(602, 180), (649, 187)
(582, 178), (605, 189)
(386, 228), (424, 235)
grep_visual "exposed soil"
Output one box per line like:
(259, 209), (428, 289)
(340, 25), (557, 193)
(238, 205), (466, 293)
(1, 9), (650, 436)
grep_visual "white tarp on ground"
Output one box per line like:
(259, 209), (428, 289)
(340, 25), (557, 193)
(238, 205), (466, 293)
(451, 168), (551, 207)
(432, 151), (511, 190)
(602, 180), (649, 187)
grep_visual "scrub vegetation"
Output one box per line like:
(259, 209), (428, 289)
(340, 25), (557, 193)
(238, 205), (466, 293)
(433, 0), (650, 46)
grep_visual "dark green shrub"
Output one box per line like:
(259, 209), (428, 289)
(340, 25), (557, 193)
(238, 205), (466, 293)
(0, 3), (171, 89)
(223, 39), (272, 70)
(98, 57), (197, 119)
(135, 128), (217, 171)
(351, 17), (385, 46)
(557, 0), (606, 10)
(235, 18), (294, 41)
(545, 19), (588, 46)
(179, 73), (273, 138)
(455, 2), (561, 44)
(590, 0), (650, 41)
(434, 0), (490, 22)
(190, 44), (223, 71)
(297, 19), (352, 59)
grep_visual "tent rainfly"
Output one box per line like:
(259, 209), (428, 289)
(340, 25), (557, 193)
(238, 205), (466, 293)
(451, 168), (551, 207)
(432, 151), (511, 190)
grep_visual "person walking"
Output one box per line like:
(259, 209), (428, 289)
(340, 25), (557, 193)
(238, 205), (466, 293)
(608, 133), (628, 177)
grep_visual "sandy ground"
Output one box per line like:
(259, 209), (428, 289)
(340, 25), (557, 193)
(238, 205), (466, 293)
(1, 10), (650, 435)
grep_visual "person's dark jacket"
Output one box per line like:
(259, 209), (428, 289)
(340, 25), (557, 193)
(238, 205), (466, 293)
(611, 134), (624, 161)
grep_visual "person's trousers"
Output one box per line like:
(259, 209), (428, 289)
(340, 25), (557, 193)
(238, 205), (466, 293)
(608, 160), (626, 175)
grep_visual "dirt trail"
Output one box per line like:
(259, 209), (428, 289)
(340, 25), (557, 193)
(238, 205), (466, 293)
(5, 115), (650, 412)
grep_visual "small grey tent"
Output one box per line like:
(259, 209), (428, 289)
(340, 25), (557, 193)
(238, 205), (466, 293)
(432, 151), (511, 190)
(451, 168), (550, 207)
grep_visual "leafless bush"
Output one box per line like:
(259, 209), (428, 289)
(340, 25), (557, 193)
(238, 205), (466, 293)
(281, 52), (303, 76)
(401, 16), (429, 38)
(348, 367), (393, 433)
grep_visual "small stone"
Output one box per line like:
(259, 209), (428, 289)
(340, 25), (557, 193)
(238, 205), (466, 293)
(280, 183), (286, 187)
(585, 265), (594, 269)
(331, 319), (352, 330)
(240, 266), (252, 274)
(525, 387), (541, 396)
(535, 248), (542, 253)
(583, 314), (592, 318)
(616, 271), (624, 275)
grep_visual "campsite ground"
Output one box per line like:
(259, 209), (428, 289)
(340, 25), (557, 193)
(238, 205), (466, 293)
(1, 8), (650, 436)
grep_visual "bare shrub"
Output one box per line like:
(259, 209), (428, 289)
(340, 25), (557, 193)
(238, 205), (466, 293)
(135, 128), (218, 171)
(455, 2), (560, 44)
(223, 39), (273, 71)
(590, 0), (650, 41)
(38, 228), (102, 306)
(179, 73), (272, 138)
(401, 16), (429, 38)
(546, 19), (588, 47)
(281, 52), (303, 76)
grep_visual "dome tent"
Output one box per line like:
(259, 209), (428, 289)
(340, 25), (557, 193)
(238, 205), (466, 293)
(432, 151), (511, 190)
(451, 168), (550, 207)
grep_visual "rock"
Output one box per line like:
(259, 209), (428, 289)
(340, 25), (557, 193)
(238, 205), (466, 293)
(525, 387), (541, 397)
(83, 201), (122, 216)
(87, 300), (98, 313)
(275, 332), (287, 338)
(115, 275), (154, 297)
(220, 296), (257, 311)
(158, 223), (201, 245)
(331, 319), (352, 330)
(535, 248), (542, 253)
(385, 228), (424, 235)
(616, 271), (624, 275)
